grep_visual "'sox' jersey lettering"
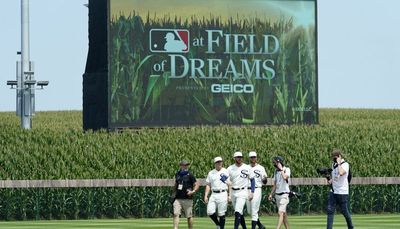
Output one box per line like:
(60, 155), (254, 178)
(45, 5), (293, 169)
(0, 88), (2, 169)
(228, 163), (254, 188)
(249, 164), (267, 187)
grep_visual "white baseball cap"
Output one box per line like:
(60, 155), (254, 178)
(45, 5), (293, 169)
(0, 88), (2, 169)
(179, 160), (190, 166)
(233, 151), (243, 158)
(214, 157), (223, 163)
(249, 151), (257, 157)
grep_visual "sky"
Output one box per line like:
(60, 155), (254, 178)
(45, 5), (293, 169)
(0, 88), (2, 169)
(1, 0), (399, 112)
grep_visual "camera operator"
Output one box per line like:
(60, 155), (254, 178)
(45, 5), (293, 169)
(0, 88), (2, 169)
(268, 156), (290, 229)
(326, 150), (354, 229)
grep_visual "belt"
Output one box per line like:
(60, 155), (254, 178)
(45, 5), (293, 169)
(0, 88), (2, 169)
(232, 187), (246, 191)
(276, 192), (290, 195)
(212, 190), (227, 193)
(248, 187), (260, 189)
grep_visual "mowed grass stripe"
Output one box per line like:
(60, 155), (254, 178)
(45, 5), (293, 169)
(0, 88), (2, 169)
(0, 215), (399, 228)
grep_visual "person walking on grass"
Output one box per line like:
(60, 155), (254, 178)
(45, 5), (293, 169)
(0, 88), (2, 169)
(204, 156), (231, 229)
(228, 151), (256, 229)
(326, 149), (354, 229)
(172, 160), (199, 229)
(268, 156), (291, 229)
(246, 151), (268, 229)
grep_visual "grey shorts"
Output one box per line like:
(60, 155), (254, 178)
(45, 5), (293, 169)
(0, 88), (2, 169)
(275, 194), (289, 212)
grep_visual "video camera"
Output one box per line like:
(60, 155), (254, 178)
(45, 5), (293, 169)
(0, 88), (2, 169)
(317, 168), (333, 180)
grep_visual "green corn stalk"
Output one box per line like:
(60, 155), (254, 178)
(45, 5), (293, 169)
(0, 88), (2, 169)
(1, 110), (400, 218)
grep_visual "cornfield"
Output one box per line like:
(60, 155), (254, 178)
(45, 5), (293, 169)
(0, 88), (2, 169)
(0, 109), (399, 219)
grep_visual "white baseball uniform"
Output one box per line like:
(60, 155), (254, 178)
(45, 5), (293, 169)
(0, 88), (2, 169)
(206, 167), (230, 216)
(246, 164), (267, 221)
(228, 163), (255, 214)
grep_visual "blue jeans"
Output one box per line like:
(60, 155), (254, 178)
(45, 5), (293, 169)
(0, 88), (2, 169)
(327, 192), (354, 229)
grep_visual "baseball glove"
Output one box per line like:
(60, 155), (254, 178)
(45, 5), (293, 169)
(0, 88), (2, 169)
(262, 178), (268, 185)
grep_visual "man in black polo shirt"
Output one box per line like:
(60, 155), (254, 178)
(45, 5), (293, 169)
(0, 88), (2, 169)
(172, 160), (199, 229)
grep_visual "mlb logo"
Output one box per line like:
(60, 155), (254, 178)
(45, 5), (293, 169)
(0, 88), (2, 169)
(150, 29), (190, 53)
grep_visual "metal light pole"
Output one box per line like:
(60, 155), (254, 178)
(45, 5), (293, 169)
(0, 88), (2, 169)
(21, 0), (32, 129)
(6, 0), (49, 129)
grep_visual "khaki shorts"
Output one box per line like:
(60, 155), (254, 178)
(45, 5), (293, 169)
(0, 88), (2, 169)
(173, 199), (193, 218)
(275, 194), (289, 213)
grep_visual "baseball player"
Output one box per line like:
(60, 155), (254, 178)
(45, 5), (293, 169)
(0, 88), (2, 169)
(204, 157), (230, 229)
(246, 151), (267, 229)
(228, 151), (256, 229)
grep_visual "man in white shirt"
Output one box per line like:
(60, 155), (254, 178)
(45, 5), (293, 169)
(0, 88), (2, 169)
(204, 157), (230, 229)
(246, 151), (267, 229)
(268, 156), (290, 229)
(327, 150), (354, 229)
(228, 151), (255, 229)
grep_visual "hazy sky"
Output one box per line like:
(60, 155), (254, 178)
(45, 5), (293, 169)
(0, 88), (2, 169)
(1, 0), (399, 111)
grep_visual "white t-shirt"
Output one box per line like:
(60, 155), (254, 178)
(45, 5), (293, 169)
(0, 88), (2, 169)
(273, 167), (291, 193)
(227, 163), (254, 189)
(206, 168), (230, 191)
(331, 160), (350, 195)
(249, 164), (267, 188)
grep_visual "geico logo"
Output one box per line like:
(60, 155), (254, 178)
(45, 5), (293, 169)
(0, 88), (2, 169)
(211, 84), (254, 93)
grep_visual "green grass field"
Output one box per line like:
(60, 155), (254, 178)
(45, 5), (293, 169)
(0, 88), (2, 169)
(0, 214), (399, 228)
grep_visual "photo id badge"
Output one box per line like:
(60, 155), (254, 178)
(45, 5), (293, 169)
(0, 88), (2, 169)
(178, 184), (183, 190)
